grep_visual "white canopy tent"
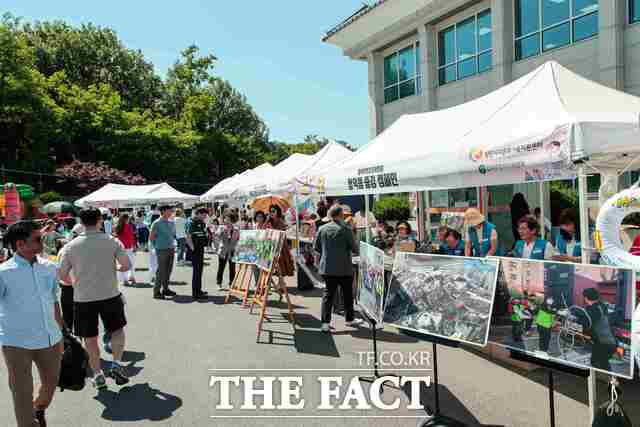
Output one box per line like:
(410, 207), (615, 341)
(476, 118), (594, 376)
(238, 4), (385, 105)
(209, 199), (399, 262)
(322, 61), (640, 196)
(75, 183), (200, 208)
(288, 141), (355, 194)
(200, 163), (273, 202)
(234, 153), (314, 198)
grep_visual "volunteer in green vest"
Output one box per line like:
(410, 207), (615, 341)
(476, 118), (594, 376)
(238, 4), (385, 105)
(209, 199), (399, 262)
(510, 298), (527, 343)
(552, 208), (582, 263)
(535, 297), (556, 354)
(464, 208), (499, 258)
(513, 215), (555, 260)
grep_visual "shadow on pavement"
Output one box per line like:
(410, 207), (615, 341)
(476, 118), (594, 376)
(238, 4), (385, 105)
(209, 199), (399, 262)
(287, 287), (324, 298)
(122, 350), (146, 363)
(170, 294), (226, 304)
(126, 283), (153, 289)
(349, 327), (420, 344)
(94, 382), (182, 422)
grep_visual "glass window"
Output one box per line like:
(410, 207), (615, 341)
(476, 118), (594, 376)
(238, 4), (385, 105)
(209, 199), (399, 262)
(542, 22), (570, 52)
(632, 0), (640, 24)
(398, 46), (415, 82)
(384, 54), (398, 87)
(542, 0), (570, 28)
(439, 26), (456, 66)
(438, 9), (491, 85)
(574, 0), (598, 16)
(516, 0), (540, 37)
(383, 43), (421, 104)
(478, 10), (492, 52)
(515, 0), (598, 61)
(573, 12), (598, 42)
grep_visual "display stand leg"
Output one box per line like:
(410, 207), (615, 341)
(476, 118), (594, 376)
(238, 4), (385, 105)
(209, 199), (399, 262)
(358, 317), (400, 391)
(548, 370), (555, 427)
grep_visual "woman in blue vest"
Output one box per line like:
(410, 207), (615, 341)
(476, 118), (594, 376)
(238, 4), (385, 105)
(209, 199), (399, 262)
(552, 209), (581, 263)
(513, 215), (554, 260)
(464, 208), (499, 258)
(443, 229), (465, 256)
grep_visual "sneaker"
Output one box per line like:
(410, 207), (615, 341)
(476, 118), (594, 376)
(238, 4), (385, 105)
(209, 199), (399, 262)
(106, 365), (130, 386)
(92, 373), (107, 390)
(346, 319), (365, 328)
(34, 409), (46, 427)
(321, 323), (330, 333)
(162, 289), (177, 297)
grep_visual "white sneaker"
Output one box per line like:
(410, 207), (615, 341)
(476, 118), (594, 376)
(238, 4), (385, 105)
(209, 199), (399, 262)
(346, 319), (365, 328)
(321, 323), (330, 333)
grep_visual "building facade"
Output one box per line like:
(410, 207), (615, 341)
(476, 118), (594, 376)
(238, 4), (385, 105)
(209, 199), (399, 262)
(324, 0), (640, 247)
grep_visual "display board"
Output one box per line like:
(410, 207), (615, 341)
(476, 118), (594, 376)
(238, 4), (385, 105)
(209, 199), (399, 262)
(357, 242), (386, 325)
(256, 229), (285, 272)
(384, 253), (499, 347)
(232, 230), (259, 264)
(488, 257), (636, 379)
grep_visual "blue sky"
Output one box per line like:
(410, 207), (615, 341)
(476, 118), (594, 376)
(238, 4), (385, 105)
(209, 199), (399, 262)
(4, 0), (369, 146)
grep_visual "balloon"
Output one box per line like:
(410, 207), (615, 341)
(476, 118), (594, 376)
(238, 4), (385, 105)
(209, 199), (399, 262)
(594, 185), (640, 270)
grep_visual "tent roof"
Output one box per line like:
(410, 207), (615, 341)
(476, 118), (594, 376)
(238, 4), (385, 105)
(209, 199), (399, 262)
(75, 183), (199, 208)
(200, 163), (273, 201)
(323, 61), (640, 196)
(235, 153), (314, 197)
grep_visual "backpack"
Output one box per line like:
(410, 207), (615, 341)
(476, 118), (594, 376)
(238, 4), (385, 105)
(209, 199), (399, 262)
(58, 330), (89, 391)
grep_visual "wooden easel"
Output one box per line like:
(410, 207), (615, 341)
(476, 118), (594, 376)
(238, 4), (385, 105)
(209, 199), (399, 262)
(251, 261), (295, 342)
(224, 263), (254, 307)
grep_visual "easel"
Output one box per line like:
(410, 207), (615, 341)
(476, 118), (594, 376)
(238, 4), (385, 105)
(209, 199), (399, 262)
(510, 350), (589, 427)
(224, 263), (254, 307)
(251, 259), (295, 342)
(401, 331), (468, 427)
(358, 313), (401, 391)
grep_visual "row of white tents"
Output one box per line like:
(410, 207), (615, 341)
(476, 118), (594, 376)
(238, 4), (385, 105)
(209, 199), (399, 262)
(77, 61), (640, 211)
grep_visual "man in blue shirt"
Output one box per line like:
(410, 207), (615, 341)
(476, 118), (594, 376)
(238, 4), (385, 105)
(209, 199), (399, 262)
(0, 221), (64, 427)
(150, 205), (177, 299)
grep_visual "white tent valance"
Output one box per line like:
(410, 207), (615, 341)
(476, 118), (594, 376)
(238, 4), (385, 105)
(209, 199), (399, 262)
(75, 183), (200, 208)
(322, 61), (640, 196)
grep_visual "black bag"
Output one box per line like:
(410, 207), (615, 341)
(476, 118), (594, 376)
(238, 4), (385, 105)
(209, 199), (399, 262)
(58, 330), (89, 391)
(592, 384), (632, 427)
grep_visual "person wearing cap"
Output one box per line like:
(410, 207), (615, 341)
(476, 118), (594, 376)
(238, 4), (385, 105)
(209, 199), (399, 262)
(513, 215), (555, 260)
(464, 208), (499, 258)
(582, 288), (617, 371)
(313, 205), (364, 332)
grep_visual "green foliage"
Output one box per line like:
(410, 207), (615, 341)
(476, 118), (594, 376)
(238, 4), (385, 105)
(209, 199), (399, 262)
(550, 181), (578, 224)
(373, 196), (410, 221)
(38, 191), (63, 204)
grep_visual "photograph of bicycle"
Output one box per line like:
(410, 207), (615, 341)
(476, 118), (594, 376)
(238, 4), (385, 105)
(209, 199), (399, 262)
(488, 257), (636, 378)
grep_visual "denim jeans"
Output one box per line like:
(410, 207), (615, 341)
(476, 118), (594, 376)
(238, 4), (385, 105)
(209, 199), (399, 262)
(176, 238), (187, 262)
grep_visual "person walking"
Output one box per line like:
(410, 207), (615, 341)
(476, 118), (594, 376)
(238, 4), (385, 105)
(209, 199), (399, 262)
(114, 213), (137, 286)
(583, 288), (618, 371)
(135, 211), (149, 251)
(186, 208), (210, 300)
(150, 205), (177, 299)
(215, 212), (239, 290)
(58, 208), (131, 390)
(313, 205), (363, 333)
(174, 208), (188, 266)
(1, 221), (64, 427)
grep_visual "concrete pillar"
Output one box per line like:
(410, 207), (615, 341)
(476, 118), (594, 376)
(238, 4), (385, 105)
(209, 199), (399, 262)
(367, 52), (384, 138)
(598, 0), (625, 89)
(418, 25), (437, 112)
(491, 0), (514, 87)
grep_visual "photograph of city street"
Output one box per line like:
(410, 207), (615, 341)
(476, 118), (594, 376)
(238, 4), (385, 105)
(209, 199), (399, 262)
(489, 257), (636, 378)
(384, 253), (499, 346)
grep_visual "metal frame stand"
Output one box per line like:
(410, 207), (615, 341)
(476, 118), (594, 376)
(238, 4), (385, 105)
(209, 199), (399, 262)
(358, 314), (401, 391)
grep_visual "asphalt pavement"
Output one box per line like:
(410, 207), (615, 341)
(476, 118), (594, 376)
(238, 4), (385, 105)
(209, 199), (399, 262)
(1, 251), (638, 427)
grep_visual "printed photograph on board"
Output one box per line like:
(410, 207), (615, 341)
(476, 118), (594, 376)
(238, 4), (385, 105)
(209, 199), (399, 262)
(233, 230), (259, 264)
(384, 253), (499, 347)
(357, 242), (386, 325)
(255, 229), (284, 272)
(488, 257), (636, 378)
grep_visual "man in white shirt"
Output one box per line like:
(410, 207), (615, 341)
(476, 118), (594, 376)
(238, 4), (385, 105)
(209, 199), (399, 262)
(174, 208), (187, 265)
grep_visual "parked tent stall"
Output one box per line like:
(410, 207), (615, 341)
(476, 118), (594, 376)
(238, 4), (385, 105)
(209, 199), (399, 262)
(318, 61), (640, 420)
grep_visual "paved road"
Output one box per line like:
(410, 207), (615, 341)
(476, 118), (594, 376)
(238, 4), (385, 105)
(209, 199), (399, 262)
(1, 251), (638, 426)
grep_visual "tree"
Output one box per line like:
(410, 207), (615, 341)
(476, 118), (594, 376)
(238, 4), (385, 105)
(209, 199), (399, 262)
(56, 160), (146, 194)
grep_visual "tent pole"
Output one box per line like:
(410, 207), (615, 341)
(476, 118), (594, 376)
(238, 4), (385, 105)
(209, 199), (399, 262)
(294, 192), (301, 258)
(424, 191), (431, 242)
(539, 181), (545, 239)
(365, 195), (371, 243)
(578, 166), (596, 423)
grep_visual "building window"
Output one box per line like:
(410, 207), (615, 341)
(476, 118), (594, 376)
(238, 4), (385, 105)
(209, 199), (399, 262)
(438, 9), (492, 86)
(383, 42), (422, 104)
(632, 0), (640, 24)
(515, 0), (598, 61)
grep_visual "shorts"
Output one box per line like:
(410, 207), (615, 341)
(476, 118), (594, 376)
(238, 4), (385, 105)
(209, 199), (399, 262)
(74, 294), (127, 338)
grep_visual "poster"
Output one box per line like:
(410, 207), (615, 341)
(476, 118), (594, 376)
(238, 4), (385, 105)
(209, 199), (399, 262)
(357, 242), (386, 325)
(488, 257), (636, 379)
(255, 229), (285, 272)
(232, 230), (259, 264)
(384, 253), (499, 347)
